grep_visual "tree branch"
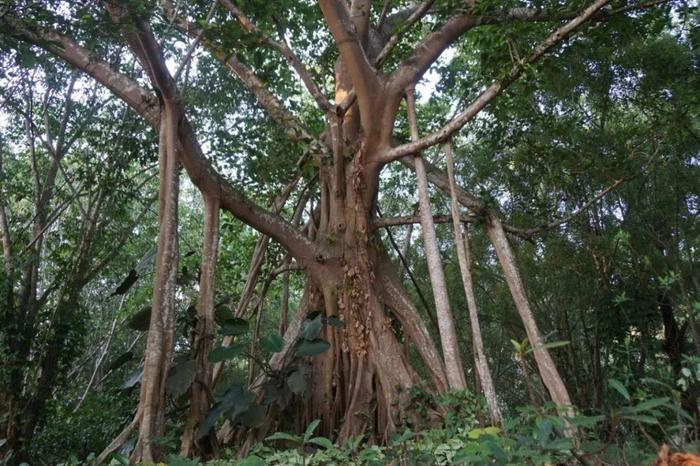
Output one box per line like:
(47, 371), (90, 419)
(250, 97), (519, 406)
(384, 0), (611, 161)
(319, 0), (379, 122)
(388, 11), (476, 94)
(216, 0), (333, 114)
(159, 0), (319, 146)
(375, 0), (435, 67)
(400, 154), (626, 240)
(1, 12), (319, 263)
(372, 213), (477, 230)
(506, 178), (625, 239)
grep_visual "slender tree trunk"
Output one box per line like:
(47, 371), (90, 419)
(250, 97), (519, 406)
(485, 213), (573, 414)
(181, 195), (220, 458)
(444, 142), (501, 424)
(130, 102), (180, 464)
(406, 89), (466, 390)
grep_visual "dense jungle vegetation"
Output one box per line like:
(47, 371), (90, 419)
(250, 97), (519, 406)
(0, 0), (698, 464)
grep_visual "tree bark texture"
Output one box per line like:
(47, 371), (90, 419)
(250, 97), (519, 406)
(406, 89), (467, 391)
(180, 195), (220, 458)
(444, 141), (502, 425)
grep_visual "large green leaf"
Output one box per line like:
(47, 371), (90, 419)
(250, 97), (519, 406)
(266, 431), (301, 443)
(238, 403), (266, 427)
(608, 378), (630, 401)
(295, 339), (330, 357)
(165, 360), (197, 396)
(237, 456), (265, 466)
(302, 315), (323, 340)
(106, 351), (133, 373)
(126, 307), (151, 331)
(260, 334), (284, 353)
(303, 419), (321, 442)
(198, 384), (254, 439)
(208, 344), (245, 362)
(121, 368), (143, 389)
(286, 365), (308, 395)
(220, 318), (249, 336)
(308, 436), (334, 449)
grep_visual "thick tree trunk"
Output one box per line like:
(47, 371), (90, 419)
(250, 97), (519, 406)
(445, 142), (502, 425)
(181, 195), (220, 458)
(406, 89), (466, 390)
(305, 183), (423, 442)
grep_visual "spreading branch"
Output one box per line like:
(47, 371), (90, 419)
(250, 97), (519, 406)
(400, 156), (625, 240)
(371, 213), (477, 230)
(217, 0), (332, 114)
(375, 0), (435, 67)
(319, 0), (379, 123)
(385, 0), (611, 161)
(159, 0), (319, 147)
(388, 12), (476, 93)
(0, 12), (319, 263)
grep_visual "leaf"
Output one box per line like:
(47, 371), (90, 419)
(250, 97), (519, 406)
(510, 339), (522, 352)
(165, 360), (197, 396)
(214, 304), (234, 324)
(304, 419), (321, 442)
(111, 269), (139, 296)
(224, 389), (255, 422)
(238, 404), (266, 427)
(135, 247), (157, 272)
(629, 397), (670, 413)
(127, 307), (151, 331)
(295, 339), (330, 357)
(608, 378), (630, 401)
(260, 334), (284, 353)
(326, 315), (345, 328)
(526, 340), (570, 354)
(208, 344), (245, 362)
(302, 315), (323, 340)
(622, 414), (658, 424)
(263, 382), (292, 409)
(641, 377), (673, 390)
(106, 351), (133, 373)
(165, 455), (200, 466)
(544, 438), (573, 450)
(308, 436), (334, 449)
(121, 368), (143, 389)
(266, 431), (301, 443)
(220, 318), (249, 336)
(198, 404), (225, 439)
(111, 454), (129, 466)
(237, 455), (266, 466)
(286, 366), (308, 395)
(390, 428), (414, 445)
(198, 384), (253, 439)
(467, 426), (501, 439)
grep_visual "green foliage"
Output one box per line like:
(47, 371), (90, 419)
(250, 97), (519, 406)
(1, 0), (697, 463)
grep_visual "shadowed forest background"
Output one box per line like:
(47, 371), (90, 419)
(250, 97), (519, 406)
(0, 0), (699, 464)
